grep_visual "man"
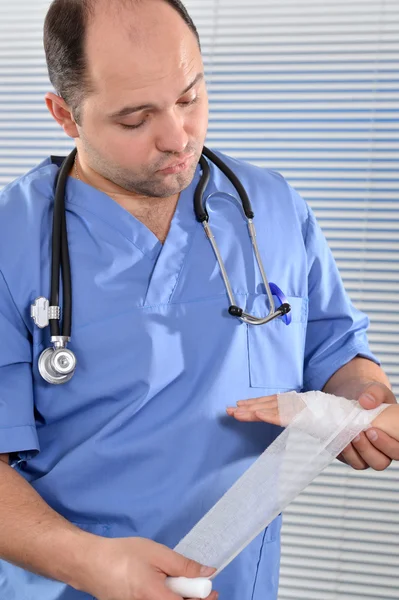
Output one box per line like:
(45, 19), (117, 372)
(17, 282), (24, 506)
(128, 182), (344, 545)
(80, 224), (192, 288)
(0, 1), (397, 599)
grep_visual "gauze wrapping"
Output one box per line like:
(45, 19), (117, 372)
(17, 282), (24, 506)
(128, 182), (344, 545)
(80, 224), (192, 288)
(173, 391), (389, 578)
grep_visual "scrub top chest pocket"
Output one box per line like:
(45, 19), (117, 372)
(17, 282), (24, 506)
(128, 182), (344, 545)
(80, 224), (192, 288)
(247, 295), (308, 391)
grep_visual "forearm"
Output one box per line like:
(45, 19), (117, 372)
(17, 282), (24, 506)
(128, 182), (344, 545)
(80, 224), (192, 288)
(0, 460), (96, 592)
(322, 356), (392, 399)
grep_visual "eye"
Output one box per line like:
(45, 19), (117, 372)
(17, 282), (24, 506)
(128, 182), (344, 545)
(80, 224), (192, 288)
(178, 96), (199, 107)
(120, 121), (146, 130)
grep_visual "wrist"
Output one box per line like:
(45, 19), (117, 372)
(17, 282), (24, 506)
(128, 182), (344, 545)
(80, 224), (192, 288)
(329, 378), (377, 402)
(50, 526), (103, 594)
(323, 358), (391, 401)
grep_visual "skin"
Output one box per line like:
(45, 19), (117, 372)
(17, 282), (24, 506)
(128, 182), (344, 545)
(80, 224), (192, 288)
(46, 0), (208, 241)
(226, 393), (399, 439)
(0, 460), (217, 600)
(45, 0), (209, 243)
(3, 1), (394, 597)
(227, 357), (399, 471)
(0, 2), (217, 599)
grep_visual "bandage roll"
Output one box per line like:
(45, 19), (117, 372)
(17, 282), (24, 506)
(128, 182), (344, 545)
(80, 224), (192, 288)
(165, 576), (212, 598)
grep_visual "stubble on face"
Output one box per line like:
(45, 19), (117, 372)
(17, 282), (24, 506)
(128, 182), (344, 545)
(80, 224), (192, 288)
(78, 133), (202, 198)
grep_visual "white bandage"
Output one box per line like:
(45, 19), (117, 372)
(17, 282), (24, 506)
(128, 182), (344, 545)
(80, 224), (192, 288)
(171, 391), (389, 580)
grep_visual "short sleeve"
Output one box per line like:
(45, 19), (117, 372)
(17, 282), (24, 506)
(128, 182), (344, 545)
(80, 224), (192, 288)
(302, 206), (379, 392)
(0, 268), (39, 462)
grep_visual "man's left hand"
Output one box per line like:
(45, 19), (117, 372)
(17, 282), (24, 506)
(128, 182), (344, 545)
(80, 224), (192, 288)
(338, 381), (399, 471)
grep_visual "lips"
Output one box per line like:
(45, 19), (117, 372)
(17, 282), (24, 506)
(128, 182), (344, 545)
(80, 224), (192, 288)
(158, 154), (195, 174)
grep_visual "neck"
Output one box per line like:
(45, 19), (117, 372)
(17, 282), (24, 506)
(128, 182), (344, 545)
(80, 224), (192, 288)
(72, 153), (179, 243)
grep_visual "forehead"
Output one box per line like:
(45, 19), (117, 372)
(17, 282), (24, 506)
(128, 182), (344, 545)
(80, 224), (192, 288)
(85, 1), (202, 102)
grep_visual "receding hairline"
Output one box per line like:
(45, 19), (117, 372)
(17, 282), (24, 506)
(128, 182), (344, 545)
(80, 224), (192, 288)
(84, 0), (199, 35)
(43, 0), (201, 122)
(87, 0), (200, 48)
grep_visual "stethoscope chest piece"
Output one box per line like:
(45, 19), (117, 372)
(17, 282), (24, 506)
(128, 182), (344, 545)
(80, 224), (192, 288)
(38, 346), (77, 385)
(32, 296), (77, 385)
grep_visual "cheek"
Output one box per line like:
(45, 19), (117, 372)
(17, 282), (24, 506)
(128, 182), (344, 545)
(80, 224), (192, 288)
(189, 104), (209, 139)
(97, 126), (150, 166)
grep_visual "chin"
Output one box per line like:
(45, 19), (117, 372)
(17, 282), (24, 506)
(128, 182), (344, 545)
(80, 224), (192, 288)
(159, 168), (198, 196)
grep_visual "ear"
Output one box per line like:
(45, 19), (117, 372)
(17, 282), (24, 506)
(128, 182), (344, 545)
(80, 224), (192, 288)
(45, 92), (80, 139)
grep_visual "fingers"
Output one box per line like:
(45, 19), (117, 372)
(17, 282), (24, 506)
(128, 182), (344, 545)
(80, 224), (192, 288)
(190, 593), (218, 600)
(226, 408), (264, 422)
(338, 440), (369, 470)
(158, 547), (215, 580)
(133, 570), (185, 600)
(358, 382), (397, 409)
(353, 432), (390, 470)
(339, 432), (393, 471)
(226, 395), (281, 424)
(236, 395), (278, 407)
(255, 408), (282, 425)
(226, 405), (280, 424)
(365, 428), (399, 461)
(353, 438), (391, 471)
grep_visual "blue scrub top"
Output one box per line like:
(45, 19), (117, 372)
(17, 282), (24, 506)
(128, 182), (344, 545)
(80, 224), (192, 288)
(0, 150), (377, 600)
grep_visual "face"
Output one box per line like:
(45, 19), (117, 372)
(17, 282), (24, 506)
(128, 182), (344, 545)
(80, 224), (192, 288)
(74, 0), (209, 198)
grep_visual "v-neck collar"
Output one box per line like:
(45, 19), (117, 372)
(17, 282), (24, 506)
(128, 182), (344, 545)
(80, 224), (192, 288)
(64, 162), (211, 306)
(65, 176), (161, 260)
(143, 164), (204, 306)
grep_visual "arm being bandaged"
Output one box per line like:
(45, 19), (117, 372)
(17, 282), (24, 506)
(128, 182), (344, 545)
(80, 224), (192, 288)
(166, 392), (394, 598)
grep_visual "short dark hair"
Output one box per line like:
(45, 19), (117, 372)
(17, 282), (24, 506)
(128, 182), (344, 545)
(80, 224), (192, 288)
(43, 0), (200, 124)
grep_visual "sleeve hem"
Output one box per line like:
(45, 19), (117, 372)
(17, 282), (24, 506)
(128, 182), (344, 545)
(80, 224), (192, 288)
(0, 424), (40, 460)
(303, 345), (381, 392)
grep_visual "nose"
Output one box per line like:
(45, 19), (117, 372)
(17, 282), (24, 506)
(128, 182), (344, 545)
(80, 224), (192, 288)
(155, 108), (189, 155)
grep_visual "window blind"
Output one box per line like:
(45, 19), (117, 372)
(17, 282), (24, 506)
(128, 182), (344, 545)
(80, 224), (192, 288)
(0, 1), (73, 184)
(0, 1), (398, 598)
(184, 1), (399, 598)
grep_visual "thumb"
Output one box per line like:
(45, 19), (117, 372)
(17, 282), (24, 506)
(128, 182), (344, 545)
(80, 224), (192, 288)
(156, 546), (215, 579)
(358, 382), (396, 409)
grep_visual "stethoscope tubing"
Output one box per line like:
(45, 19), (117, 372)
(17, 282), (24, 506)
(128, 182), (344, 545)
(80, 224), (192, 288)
(36, 146), (291, 384)
(51, 148), (77, 339)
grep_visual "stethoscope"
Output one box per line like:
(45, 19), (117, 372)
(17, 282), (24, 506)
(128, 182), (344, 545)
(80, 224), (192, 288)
(31, 146), (291, 385)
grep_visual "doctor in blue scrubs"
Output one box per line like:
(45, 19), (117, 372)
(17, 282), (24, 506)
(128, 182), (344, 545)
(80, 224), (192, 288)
(0, 1), (398, 599)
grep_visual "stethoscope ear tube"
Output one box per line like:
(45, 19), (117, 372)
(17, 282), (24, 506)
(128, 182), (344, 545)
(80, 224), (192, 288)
(198, 155), (292, 326)
(202, 147), (254, 220)
(50, 148), (77, 338)
(195, 155), (211, 222)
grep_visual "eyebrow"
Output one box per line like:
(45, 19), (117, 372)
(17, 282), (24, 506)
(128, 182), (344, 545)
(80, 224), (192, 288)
(108, 72), (204, 120)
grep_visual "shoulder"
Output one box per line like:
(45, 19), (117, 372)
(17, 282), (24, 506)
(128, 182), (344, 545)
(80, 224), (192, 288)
(0, 157), (56, 222)
(0, 158), (59, 291)
(0, 158), (57, 252)
(207, 148), (310, 230)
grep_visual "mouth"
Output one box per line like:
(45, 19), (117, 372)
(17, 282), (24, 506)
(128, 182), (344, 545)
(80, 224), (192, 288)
(158, 154), (195, 175)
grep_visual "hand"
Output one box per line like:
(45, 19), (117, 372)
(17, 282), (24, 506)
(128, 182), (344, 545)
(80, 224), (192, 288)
(227, 383), (399, 471)
(226, 395), (282, 426)
(79, 536), (218, 600)
(338, 382), (399, 471)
